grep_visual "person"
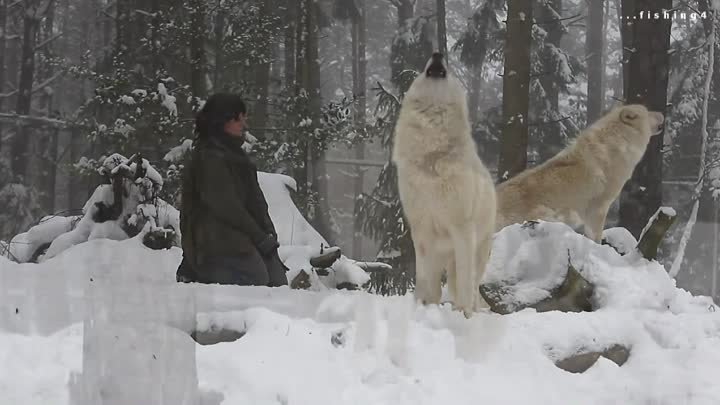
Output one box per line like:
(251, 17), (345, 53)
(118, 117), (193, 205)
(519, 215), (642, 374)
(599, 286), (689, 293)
(176, 93), (288, 287)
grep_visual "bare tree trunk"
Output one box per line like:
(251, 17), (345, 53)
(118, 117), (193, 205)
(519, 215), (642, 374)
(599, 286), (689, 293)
(115, 0), (130, 59)
(189, 0), (206, 98)
(397, 0), (413, 22)
(536, 0), (565, 162)
(436, 0), (447, 56)
(498, 0), (532, 182)
(619, 0), (633, 99)
(212, 3), (224, 90)
(293, 0), (308, 196)
(149, 0), (161, 74)
(352, 0), (368, 258)
(467, 65), (484, 124)
(5, 13), (20, 110)
(251, 0), (272, 140)
(618, 0), (671, 238)
(305, 0), (335, 244)
(586, 0), (605, 123)
(39, 0), (58, 213)
(284, 1), (296, 89)
(539, 0), (562, 110)
(11, 9), (40, 181)
(0, 0), (8, 156)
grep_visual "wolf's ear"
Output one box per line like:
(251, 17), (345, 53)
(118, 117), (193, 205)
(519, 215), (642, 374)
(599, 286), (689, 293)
(620, 107), (639, 124)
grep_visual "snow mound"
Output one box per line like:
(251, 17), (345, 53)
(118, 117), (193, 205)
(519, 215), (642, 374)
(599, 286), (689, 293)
(484, 221), (714, 314)
(260, 172), (369, 288)
(1, 223), (720, 404)
(8, 216), (79, 262)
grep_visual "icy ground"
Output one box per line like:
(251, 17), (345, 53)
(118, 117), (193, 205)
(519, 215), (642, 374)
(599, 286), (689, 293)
(1, 224), (720, 404)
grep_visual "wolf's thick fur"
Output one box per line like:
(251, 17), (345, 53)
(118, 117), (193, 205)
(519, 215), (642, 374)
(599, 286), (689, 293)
(392, 56), (496, 316)
(496, 104), (664, 241)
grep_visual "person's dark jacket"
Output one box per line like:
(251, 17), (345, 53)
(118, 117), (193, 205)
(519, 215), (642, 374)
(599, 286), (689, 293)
(179, 134), (278, 270)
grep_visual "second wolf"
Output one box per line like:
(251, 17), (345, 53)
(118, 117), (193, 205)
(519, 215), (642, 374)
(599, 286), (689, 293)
(496, 104), (664, 241)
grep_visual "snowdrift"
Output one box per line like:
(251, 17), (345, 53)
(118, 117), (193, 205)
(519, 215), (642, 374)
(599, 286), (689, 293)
(1, 220), (720, 404)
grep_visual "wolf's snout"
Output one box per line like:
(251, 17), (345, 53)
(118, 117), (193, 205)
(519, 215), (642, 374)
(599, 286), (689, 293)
(651, 111), (665, 136)
(426, 52), (447, 79)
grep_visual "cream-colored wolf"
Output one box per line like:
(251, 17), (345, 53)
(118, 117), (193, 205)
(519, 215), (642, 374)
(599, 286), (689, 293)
(496, 104), (664, 241)
(392, 53), (497, 316)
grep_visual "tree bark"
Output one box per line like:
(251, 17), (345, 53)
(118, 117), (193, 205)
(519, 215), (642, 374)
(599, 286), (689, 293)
(0, 0), (8, 156)
(618, 0), (671, 238)
(38, 0), (57, 213)
(189, 0), (206, 98)
(212, 3), (225, 90)
(586, 0), (605, 123)
(352, 0), (368, 258)
(397, 0), (414, 23)
(498, 0), (532, 182)
(536, 0), (565, 162)
(618, 0), (633, 99)
(436, 0), (447, 56)
(251, 0), (272, 140)
(305, 0), (335, 244)
(293, 0), (308, 196)
(284, 1), (296, 90)
(539, 0), (562, 111)
(11, 9), (40, 181)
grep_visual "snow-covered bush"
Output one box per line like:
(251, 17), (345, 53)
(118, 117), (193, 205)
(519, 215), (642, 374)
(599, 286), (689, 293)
(7, 153), (181, 264)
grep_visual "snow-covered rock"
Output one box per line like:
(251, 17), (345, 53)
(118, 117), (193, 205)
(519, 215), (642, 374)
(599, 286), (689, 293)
(482, 220), (711, 314)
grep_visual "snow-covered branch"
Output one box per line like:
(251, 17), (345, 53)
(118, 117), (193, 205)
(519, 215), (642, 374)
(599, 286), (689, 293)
(34, 32), (64, 52)
(0, 113), (72, 128)
(0, 71), (62, 99)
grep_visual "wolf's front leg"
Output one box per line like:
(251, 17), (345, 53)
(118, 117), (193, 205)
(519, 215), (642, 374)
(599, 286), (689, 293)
(413, 239), (443, 306)
(450, 226), (478, 318)
(584, 203), (611, 242)
(473, 233), (493, 312)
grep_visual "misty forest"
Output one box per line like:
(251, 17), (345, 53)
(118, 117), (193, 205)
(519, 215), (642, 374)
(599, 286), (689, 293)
(5, 0), (720, 403)
(0, 0), (719, 298)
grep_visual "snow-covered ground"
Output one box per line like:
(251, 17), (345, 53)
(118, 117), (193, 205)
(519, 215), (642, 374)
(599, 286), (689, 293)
(2, 218), (720, 404)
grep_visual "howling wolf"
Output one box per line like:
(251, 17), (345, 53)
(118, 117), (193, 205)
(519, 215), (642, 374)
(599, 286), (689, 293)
(496, 104), (665, 241)
(392, 53), (497, 317)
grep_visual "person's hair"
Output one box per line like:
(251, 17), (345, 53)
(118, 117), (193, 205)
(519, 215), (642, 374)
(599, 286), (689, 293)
(194, 93), (246, 140)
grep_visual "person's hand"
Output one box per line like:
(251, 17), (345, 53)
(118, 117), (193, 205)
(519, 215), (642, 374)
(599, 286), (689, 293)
(257, 234), (280, 257)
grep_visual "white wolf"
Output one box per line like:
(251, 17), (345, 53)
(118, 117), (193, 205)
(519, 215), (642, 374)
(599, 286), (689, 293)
(392, 53), (497, 317)
(496, 104), (665, 241)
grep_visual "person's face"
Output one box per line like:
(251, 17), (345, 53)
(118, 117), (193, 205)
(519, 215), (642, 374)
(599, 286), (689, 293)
(224, 112), (247, 138)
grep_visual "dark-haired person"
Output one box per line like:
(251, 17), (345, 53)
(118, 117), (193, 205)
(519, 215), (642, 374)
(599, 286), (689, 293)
(176, 93), (288, 287)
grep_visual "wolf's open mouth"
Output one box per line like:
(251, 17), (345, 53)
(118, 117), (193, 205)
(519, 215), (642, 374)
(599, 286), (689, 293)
(426, 52), (447, 78)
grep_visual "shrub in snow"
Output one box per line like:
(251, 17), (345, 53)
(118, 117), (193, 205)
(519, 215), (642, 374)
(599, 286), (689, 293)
(24, 153), (181, 263)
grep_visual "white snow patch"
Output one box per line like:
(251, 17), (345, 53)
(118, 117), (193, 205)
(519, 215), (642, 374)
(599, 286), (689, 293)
(163, 139), (194, 163)
(157, 83), (178, 117)
(119, 95), (136, 105)
(1, 234), (718, 404)
(602, 227), (637, 255)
